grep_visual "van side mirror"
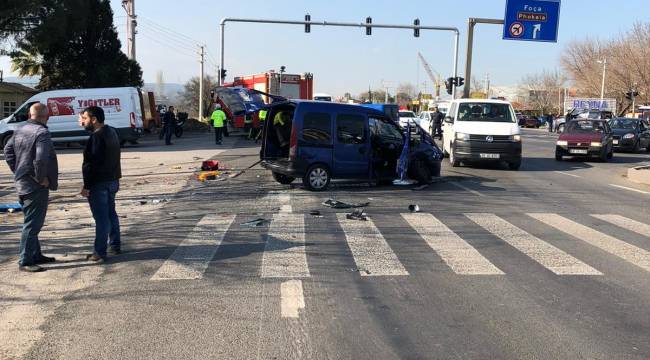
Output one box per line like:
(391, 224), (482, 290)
(444, 116), (454, 124)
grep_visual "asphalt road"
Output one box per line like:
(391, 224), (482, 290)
(2, 128), (649, 359)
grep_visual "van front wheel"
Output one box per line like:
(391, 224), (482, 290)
(303, 165), (331, 191)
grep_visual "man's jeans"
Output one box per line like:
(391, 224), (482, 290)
(18, 187), (49, 266)
(88, 180), (120, 257)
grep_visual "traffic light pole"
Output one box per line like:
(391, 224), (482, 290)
(463, 18), (504, 99)
(219, 17), (460, 98)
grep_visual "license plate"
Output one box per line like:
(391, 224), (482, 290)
(569, 149), (588, 154)
(613, 140), (619, 145)
(479, 153), (500, 159)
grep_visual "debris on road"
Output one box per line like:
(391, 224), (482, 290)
(346, 209), (368, 221)
(240, 218), (271, 227)
(408, 204), (420, 212)
(170, 165), (182, 170)
(322, 199), (369, 209)
(197, 170), (221, 182)
(309, 210), (322, 217)
(201, 160), (220, 171)
(393, 179), (417, 186)
(0, 203), (22, 213)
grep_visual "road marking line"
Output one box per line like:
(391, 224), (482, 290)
(260, 191), (293, 213)
(450, 181), (485, 197)
(530, 213), (650, 272)
(402, 213), (504, 275)
(337, 214), (409, 276)
(261, 213), (310, 278)
(281, 280), (305, 318)
(151, 214), (236, 280)
(592, 214), (650, 238)
(466, 213), (601, 275)
(609, 184), (650, 195)
(554, 171), (581, 178)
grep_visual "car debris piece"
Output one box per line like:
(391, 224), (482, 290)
(408, 204), (420, 213)
(240, 218), (271, 227)
(197, 170), (222, 182)
(0, 203), (22, 213)
(309, 210), (321, 216)
(346, 209), (368, 221)
(201, 160), (220, 171)
(322, 199), (369, 209)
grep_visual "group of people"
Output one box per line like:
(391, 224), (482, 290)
(4, 103), (122, 272)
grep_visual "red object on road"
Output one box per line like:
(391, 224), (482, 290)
(201, 160), (220, 171)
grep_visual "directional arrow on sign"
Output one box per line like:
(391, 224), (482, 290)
(533, 24), (541, 39)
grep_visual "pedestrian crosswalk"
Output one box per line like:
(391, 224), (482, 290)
(149, 211), (650, 281)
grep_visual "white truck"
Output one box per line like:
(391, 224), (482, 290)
(0, 87), (144, 148)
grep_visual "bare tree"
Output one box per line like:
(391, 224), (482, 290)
(179, 75), (218, 119)
(519, 69), (565, 115)
(470, 76), (484, 93)
(561, 22), (650, 113)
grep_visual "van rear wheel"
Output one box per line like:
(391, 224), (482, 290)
(303, 165), (330, 191)
(272, 172), (295, 185)
(1, 134), (12, 149)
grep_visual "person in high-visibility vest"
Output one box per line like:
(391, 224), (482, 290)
(254, 109), (267, 143)
(211, 104), (226, 145)
(273, 111), (291, 147)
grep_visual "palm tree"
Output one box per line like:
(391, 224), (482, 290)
(10, 47), (43, 77)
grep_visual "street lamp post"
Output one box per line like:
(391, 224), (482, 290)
(279, 65), (286, 95)
(597, 58), (607, 102)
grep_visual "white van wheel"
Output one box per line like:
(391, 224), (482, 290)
(449, 146), (460, 167)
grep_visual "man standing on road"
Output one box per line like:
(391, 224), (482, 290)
(79, 106), (122, 263)
(162, 106), (176, 145)
(431, 106), (444, 139)
(4, 103), (58, 272)
(211, 104), (226, 145)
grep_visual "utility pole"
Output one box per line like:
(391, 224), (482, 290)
(199, 45), (205, 121)
(121, 0), (137, 60)
(484, 73), (490, 98)
(463, 18), (504, 98)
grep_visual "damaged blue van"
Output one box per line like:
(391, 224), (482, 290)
(260, 100), (443, 191)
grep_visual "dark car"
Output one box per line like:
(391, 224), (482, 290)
(555, 119), (614, 161)
(608, 118), (650, 152)
(260, 100), (443, 191)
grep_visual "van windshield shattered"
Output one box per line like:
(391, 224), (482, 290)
(457, 103), (514, 123)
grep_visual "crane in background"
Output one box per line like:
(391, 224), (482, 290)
(417, 52), (441, 100)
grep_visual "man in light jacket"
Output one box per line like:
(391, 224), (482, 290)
(4, 103), (59, 272)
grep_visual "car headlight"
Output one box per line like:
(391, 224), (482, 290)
(623, 133), (635, 139)
(591, 142), (602, 147)
(455, 132), (469, 141)
(511, 134), (521, 142)
(556, 140), (568, 146)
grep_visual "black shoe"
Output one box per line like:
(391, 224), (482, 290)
(108, 247), (122, 255)
(19, 265), (45, 272)
(85, 253), (105, 263)
(35, 255), (56, 264)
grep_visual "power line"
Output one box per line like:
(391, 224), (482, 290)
(137, 24), (199, 52)
(137, 32), (197, 59)
(137, 16), (200, 45)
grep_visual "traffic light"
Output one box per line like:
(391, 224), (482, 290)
(220, 69), (227, 80)
(365, 17), (372, 35)
(456, 77), (465, 87)
(305, 14), (311, 33)
(445, 77), (454, 95)
(413, 18), (420, 37)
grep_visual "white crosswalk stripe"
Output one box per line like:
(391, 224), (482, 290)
(591, 214), (650, 238)
(261, 213), (310, 278)
(466, 213), (601, 275)
(151, 214), (235, 280)
(402, 213), (504, 275)
(337, 214), (409, 276)
(530, 213), (650, 272)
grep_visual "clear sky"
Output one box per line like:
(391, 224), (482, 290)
(2, 0), (648, 97)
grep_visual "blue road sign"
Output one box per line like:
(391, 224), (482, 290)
(503, 0), (561, 42)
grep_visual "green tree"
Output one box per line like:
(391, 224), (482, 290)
(9, 0), (142, 90)
(10, 46), (43, 77)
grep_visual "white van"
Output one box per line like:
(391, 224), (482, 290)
(0, 87), (144, 148)
(441, 99), (522, 170)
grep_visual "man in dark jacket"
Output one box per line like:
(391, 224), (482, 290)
(4, 103), (59, 272)
(79, 106), (122, 262)
(431, 107), (444, 139)
(162, 106), (176, 145)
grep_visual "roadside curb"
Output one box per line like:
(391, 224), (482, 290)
(627, 166), (650, 186)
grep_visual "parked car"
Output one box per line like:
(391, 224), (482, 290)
(0, 87), (144, 147)
(441, 99), (522, 170)
(555, 119), (614, 161)
(259, 101), (443, 191)
(398, 110), (418, 128)
(608, 117), (650, 152)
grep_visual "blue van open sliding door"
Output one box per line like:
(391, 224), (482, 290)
(334, 114), (369, 178)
